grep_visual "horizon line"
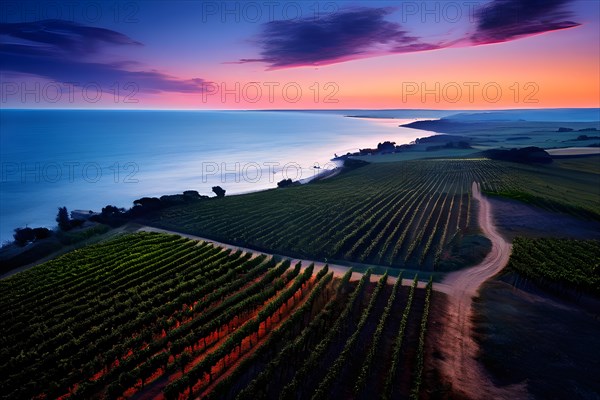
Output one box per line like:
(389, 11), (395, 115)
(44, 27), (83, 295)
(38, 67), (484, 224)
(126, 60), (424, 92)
(1, 107), (599, 112)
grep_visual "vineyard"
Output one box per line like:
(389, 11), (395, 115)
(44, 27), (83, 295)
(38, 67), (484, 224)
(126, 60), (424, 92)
(479, 159), (600, 219)
(149, 159), (512, 271)
(506, 237), (600, 296)
(0, 232), (434, 400)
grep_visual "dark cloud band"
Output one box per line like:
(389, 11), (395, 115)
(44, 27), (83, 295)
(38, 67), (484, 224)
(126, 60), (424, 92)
(472, 0), (580, 44)
(240, 7), (440, 69)
(0, 19), (207, 93)
(238, 1), (580, 69)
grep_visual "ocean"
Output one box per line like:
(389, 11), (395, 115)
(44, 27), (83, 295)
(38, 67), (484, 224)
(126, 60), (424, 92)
(0, 109), (446, 243)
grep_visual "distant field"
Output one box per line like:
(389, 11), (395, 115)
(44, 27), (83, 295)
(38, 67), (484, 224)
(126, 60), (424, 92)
(401, 119), (600, 149)
(148, 159), (506, 271)
(350, 148), (479, 163)
(479, 158), (600, 219)
(147, 157), (599, 270)
(0, 232), (433, 399)
(554, 154), (600, 174)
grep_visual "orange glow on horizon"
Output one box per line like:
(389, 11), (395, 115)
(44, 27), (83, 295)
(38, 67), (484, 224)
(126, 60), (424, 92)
(136, 29), (600, 110)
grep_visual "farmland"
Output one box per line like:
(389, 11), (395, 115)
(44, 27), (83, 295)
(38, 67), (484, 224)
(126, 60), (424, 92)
(0, 232), (434, 400)
(2, 156), (599, 400)
(473, 237), (600, 399)
(505, 237), (600, 296)
(479, 158), (600, 219)
(148, 159), (507, 271)
(147, 157), (599, 272)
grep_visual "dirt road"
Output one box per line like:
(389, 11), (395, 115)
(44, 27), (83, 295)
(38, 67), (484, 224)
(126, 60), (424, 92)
(144, 183), (522, 398)
(434, 182), (528, 399)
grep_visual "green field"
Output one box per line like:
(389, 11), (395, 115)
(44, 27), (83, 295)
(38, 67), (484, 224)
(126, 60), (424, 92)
(473, 237), (600, 399)
(479, 158), (600, 219)
(2, 158), (598, 400)
(399, 119), (600, 150)
(148, 159), (507, 271)
(505, 237), (600, 296)
(0, 232), (432, 400)
(147, 157), (599, 271)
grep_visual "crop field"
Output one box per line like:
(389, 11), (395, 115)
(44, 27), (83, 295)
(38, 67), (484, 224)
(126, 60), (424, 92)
(505, 237), (600, 296)
(479, 158), (600, 219)
(0, 232), (433, 400)
(149, 159), (510, 271)
(472, 236), (600, 399)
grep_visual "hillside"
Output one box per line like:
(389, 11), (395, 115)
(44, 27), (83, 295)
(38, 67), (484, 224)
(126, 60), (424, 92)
(0, 232), (434, 400)
(145, 158), (600, 272)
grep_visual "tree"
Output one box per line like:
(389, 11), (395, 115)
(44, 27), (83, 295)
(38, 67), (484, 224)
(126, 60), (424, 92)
(129, 197), (162, 217)
(377, 141), (396, 152)
(56, 207), (71, 231)
(183, 190), (200, 199)
(212, 186), (226, 198)
(101, 205), (125, 217)
(277, 179), (294, 188)
(13, 227), (35, 246)
(70, 219), (84, 228)
(133, 197), (162, 209)
(32, 227), (51, 240)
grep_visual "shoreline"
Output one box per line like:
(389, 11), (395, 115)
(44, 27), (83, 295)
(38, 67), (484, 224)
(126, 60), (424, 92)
(3, 109), (599, 251)
(0, 110), (409, 244)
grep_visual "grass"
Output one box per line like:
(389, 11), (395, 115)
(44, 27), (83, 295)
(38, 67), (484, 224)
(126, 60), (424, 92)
(553, 154), (600, 175)
(471, 232), (600, 400)
(401, 120), (600, 150)
(479, 158), (600, 219)
(0, 223), (116, 275)
(435, 233), (492, 272)
(473, 279), (600, 399)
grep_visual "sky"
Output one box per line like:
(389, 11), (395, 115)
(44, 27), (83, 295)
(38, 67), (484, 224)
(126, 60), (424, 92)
(1, 0), (599, 109)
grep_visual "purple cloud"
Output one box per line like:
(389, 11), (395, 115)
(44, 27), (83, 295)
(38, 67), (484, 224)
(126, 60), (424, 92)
(0, 19), (142, 54)
(471, 0), (580, 44)
(239, 2), (581, 69)
(0, 20), (208, 93)
(239, 8), (443, 69)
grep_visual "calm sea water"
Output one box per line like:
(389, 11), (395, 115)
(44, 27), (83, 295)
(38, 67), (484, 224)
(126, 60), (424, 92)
(0, 109), (443, 243)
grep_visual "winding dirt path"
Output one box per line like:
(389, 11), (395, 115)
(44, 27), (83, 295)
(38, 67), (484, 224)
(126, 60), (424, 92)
(434, 182), (528, 399)
(142, 184), (522, 399)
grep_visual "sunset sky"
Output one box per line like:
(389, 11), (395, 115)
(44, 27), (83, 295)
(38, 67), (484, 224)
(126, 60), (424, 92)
(1, 0), (599, 109)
